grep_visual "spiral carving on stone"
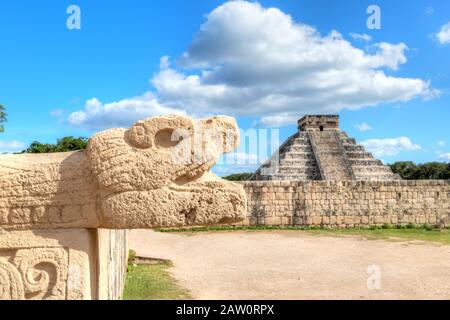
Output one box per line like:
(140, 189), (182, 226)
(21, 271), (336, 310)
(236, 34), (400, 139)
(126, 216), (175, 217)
(14, 248), (68, 300)
(0, 258), (25, 300)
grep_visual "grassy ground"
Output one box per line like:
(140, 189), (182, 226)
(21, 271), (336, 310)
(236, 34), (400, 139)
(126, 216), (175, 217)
(123, 253), (192, 300)
(157, 225), (450, 246)
(306, 228), (450, 245)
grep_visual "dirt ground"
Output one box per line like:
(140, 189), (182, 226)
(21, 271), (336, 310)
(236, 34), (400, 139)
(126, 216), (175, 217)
(129, 230), (450, 300)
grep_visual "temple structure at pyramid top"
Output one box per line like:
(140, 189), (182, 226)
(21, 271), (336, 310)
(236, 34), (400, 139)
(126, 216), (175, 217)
(251, 115), (401, 181)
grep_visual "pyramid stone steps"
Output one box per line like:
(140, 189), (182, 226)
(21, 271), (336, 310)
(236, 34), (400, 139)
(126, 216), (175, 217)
(354, 172), (401, 180)
(251, 130), (320, 181)
(259, 164), (318, 172)
(260, 160), (317, 168)
(291, 137), (309, 144)
(340, 137), (357, 145)
(308, 130), (353, 180)
(280, 152), (316, 160)
(284, 145), (314, 153)
(348, 159), (383, 166)
(276, 165), (320, 173)
(279, 159), (317, 167)
(351, 165), (393, 173)
(275, 169), (321, 179)
(270, 174), (320, 181)
(343, 144), (365, 152)
(345, 151), (374, 159)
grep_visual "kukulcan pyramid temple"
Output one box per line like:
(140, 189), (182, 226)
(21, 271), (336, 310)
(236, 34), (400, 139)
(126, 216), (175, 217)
(252, 115), (400, 181)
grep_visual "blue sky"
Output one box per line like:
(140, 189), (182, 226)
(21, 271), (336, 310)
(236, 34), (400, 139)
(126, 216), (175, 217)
(0, 0), (449, 175)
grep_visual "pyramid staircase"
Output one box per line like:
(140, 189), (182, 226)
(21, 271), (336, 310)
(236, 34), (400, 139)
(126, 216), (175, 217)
(338, 131), (400, 180)
(253, 132), (321, 181)
(251, 115), (400, 181)
(308, 130), (353, 180)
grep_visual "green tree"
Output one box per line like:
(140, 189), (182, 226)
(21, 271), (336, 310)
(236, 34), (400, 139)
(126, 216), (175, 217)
(25, 141), (56, 153)
(413, 162), (450, 180)
(390, 161), (450, 180)
(23, 136), (88, 153)
(389, 161), (417, 180)
(0, 104), (6, 133)
(54, 136), (88, 152)
(222, 172), (254, 181)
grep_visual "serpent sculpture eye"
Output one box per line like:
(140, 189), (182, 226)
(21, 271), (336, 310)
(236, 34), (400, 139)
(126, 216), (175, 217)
(155, 128), (184, 149)
(125, 123), (152, 149)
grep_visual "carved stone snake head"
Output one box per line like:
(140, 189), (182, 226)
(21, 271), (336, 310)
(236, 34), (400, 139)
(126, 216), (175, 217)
(86, 115), (246, 228)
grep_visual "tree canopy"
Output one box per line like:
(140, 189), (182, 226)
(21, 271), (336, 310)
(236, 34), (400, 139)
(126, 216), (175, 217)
(222, 172), (253, 181)
(389, 161), (450, 180)
(23, 136), (88, 153)
(0, 104), (6, 133)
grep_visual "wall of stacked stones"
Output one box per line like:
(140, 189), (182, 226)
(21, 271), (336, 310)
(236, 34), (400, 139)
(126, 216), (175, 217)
(238, 181), (450, 227)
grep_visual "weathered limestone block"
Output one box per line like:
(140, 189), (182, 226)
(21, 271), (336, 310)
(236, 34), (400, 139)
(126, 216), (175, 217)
(0, 229), (94, 300)
(0, 115), (247, 300)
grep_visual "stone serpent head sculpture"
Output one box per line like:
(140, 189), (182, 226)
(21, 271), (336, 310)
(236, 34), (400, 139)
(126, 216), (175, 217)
(0, 115), (246, 230)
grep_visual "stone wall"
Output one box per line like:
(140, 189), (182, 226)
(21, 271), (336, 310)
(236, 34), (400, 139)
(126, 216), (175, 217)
(238, 180), (450, 227)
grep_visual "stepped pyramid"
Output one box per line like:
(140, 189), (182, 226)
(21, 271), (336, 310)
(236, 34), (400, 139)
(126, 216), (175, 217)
(251, 115), (401, 181)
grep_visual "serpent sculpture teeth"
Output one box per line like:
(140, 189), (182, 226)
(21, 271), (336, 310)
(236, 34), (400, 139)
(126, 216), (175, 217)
(0, 114), (247, 230)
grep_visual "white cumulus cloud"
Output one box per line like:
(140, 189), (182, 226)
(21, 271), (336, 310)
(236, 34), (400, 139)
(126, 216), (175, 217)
(435, 21), (450, 44)
(255, 113), (293, 128)
(361, 136), (421, 157)
(68, 1), (438, 129)
(67, 92), (185, 130)
(438, 152), (450, 161)
(354, 123), (372, 132)
(438, 140), (445, 147)
(0, 140), (26, 153)
(349, 33), (372, 42)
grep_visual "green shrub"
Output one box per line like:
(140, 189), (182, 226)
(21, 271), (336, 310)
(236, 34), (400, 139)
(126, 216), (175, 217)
(22, 136), (88, 153)
(128, 249), (136, 265)
(222, 173), (253, 181)
(389, 161), (450, 180)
